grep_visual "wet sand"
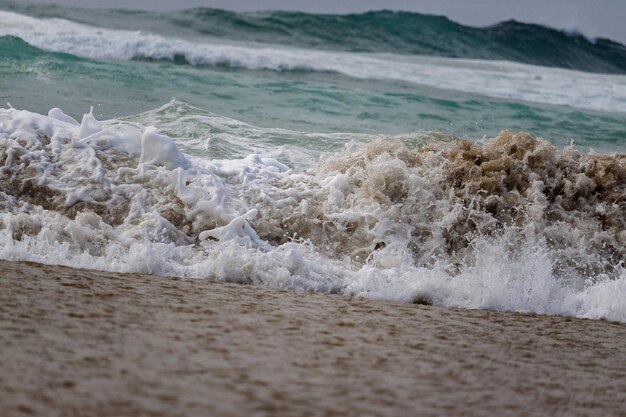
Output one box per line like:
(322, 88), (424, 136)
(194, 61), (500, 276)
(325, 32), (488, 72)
(1, 259), (625, 417)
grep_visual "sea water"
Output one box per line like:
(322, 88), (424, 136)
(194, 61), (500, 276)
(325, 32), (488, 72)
(0, 3), (624, 322)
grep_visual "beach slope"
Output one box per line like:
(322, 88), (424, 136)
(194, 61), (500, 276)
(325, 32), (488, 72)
(1, 259), (625, 416)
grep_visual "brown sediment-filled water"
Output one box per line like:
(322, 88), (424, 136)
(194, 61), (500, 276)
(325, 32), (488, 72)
(1, 259), (625, 417)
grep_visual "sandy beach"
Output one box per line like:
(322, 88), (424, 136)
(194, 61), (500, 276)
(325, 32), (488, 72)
(0, 259), (625, 417)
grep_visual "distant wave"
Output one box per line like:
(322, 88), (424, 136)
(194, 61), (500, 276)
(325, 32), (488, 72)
(1, 2), (626, 74)
(163, 9), (626, 74)
(1, 12), (626, 114)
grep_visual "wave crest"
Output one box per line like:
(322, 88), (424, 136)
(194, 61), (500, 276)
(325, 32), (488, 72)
(139, 8), (626, 73)
(281, 132), (625, 279)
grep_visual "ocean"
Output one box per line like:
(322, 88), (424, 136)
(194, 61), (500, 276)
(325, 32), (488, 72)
(0, 3), (624, 322)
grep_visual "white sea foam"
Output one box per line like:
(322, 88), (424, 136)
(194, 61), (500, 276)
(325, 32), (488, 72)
(1, 105), (624, 322)
(1, 11), (626, 113)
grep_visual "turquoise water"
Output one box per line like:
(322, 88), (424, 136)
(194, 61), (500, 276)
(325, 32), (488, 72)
(0, 4), (625, 153)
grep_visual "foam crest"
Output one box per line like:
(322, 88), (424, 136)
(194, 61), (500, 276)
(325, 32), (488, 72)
(1, 11), (626, 113)
(0, 106), (624, 322)
(254, 134), (625, 277)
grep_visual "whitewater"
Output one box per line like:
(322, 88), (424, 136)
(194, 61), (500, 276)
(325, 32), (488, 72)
(0, 6), (625, 323)
(1, 103), (624, 322)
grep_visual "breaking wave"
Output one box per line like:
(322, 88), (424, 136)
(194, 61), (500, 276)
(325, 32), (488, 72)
(167, 9), (626, 74)
(1, 104), (624, 322)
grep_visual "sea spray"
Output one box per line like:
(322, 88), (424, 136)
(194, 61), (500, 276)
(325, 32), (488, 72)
(1, 106), (624, 322)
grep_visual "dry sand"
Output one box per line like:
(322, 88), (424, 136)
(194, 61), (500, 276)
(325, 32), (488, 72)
(1, 259), (625, 417)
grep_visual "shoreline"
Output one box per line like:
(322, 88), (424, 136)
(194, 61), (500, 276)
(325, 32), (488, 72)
(1, 259), (625, 416)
